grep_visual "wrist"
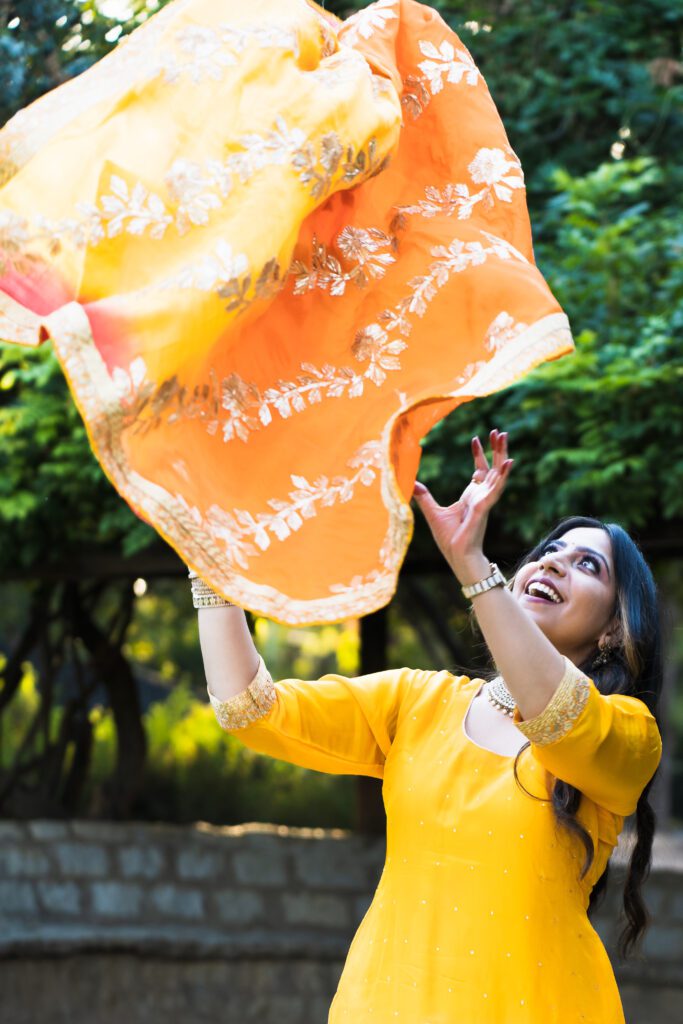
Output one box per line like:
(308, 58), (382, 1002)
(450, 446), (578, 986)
(451, 551), (491, 586)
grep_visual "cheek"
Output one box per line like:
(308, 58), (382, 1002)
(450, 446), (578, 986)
(573, 585), (614, 630)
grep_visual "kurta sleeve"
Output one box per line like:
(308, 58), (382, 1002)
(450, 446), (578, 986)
(208, 655), (421, 778)
(512, 657), (662, 816)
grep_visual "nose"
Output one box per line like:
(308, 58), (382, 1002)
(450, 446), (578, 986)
(538, 550), (566, 576)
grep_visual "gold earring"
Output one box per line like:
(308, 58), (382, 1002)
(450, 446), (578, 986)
(593, 641), (614, 667)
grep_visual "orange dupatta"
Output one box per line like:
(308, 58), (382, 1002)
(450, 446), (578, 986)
(0, 0), (573, 623)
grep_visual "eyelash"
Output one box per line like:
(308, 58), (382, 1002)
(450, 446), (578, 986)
(542, 545), (600, 574)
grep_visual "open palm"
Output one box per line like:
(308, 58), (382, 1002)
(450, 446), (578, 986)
(412, 429), (513, 576)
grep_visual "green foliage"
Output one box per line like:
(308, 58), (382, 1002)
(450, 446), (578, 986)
(0, 342), (155, 570)
(1, 0), (682, 822)
(336, 1), (683, 184)
(421, 156), (683, 543)
(2, 0), (681, 568)
(0, 655), (354, 826)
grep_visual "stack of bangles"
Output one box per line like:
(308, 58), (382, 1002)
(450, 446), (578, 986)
(187, 568), (238, 609)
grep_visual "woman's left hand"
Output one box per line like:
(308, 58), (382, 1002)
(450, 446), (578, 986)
(412, 428), (513, 584)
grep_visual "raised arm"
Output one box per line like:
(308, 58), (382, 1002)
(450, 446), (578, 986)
(197, 601), (260, 701)
(412, 430), (564, 721)
(190, 569), (435, 775)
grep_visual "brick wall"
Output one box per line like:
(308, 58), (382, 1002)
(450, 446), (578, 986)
(0, 820), (681, 1024)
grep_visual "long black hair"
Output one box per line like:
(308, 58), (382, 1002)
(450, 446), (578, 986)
(510, 515), (663, 960)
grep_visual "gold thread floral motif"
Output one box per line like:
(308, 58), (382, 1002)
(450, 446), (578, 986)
(484, 312), (529, 353)
(513, 658), (591, 745)
(396, 147), (524, 221)
(8, 121), (384, 254)
(402, 38), (480, 119)
(153, 23), (300, 85)
(339, 0), (399, 47)
(43, 301), (572, 624)
(114, 230), (528, 443)
(144, 439), (387, 573)
(208, 655), (277, 730)
(291, 226), (396, 297)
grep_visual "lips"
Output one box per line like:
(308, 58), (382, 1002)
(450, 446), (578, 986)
(524, 576), (563, 604)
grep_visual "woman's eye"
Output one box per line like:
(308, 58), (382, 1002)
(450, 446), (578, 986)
(579, 556), (599, 573)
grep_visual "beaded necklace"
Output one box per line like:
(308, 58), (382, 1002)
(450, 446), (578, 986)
(484, 677), (517, 718)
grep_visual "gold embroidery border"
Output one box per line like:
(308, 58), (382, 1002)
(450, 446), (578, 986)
(29, 302), (572, 625)
(513, 657), (592, 745)
(0, 291), (45, 347)
(208, 655), (276, 730)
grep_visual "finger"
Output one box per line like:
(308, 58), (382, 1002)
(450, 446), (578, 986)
(412, 480), (443, 519)
(476, 461), (512, 503)
(493, 430), (509, 471)
(471, 435), (489, 474)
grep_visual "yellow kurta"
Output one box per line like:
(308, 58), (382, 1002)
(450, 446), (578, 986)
(210, 658), (662, 1023)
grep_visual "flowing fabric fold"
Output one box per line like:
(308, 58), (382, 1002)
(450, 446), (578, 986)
(0, 0), (573, 623)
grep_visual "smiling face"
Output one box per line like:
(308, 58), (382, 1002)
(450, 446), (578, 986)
(512, 526), (619, 666)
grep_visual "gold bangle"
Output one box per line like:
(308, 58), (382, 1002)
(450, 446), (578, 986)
(188, 568), (237, 609)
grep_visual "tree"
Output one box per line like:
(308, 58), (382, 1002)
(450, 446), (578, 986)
(1, 0), (681, 820)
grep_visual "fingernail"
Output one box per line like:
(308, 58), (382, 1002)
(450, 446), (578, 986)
(413, 481), (427, 495)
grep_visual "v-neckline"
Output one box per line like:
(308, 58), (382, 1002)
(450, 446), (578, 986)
(461, 679), (525, 760)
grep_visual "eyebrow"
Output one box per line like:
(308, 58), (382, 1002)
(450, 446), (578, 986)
(548, 540), (612, 579)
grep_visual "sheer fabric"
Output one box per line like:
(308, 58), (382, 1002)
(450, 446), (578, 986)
(0, 0), (573, 623)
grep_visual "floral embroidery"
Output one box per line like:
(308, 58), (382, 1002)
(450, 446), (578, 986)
(402, 38), (480, 118)
(513, 659), (591, 745)
(208, 655), (277, 730)
(396, 148), (524, 222)
(79, 175), (173, 242)
(401, 75), (432, 120)
(0, 210), (37, 274)
(352, 324), (407, 386)
(219, 258), (282, 314)
(291, 226), (396, 296)
(10, 118), (381, 257)
(112, 356), (149, 401)
(468, 147), (525, 203)
(155, 24), (300, 85)
(293, 134), (385, 200)
(417, 39), (480, 93)
(340, 0), (399, 46)
(164, 159), (229, 234)
(40, 303), (571, 625)
(198, 439), (386, 570)
(123, 228), (527, 443)
(484, 312), (529, 353)
(169, 240), (250, 293)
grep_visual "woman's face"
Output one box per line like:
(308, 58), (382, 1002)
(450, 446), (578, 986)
(512, 526), (618, 666)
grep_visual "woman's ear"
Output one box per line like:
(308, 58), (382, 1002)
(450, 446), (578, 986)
(598, 617), (624, 651)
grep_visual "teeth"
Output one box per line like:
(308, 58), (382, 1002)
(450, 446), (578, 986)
(527, 582), (561, 603)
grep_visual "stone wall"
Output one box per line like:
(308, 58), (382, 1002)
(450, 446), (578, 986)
(0, 820), (681, 1024)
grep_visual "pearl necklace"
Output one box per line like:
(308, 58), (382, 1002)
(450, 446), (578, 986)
(485, 676), (517, 718)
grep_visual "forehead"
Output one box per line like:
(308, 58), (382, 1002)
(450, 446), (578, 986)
(553, 527), (613, 563)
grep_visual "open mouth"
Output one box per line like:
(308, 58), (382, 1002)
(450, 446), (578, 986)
(524, 580), (563, 604)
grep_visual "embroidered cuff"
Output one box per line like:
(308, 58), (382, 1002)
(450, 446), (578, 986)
(512, 657), (591, 745)
(208, 655), (276, 730)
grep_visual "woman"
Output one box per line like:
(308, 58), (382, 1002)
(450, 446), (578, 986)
(193, 429), (663, 1023)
